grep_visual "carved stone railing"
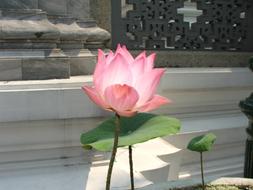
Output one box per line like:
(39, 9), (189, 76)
(0, 0), (111, 80)
(111, 0), (253, 51)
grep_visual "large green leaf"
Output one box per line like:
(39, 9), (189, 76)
(187, 133), (217, 152)
(80, 113), (181, 151)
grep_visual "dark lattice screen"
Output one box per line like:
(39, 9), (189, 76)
(111, 0), (253, 51)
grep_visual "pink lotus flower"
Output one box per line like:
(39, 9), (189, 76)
(82, 45), (170, 117)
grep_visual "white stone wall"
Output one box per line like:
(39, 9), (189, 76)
(0, 68), (252, 189)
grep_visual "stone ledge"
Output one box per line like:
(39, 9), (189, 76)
(130, 51), (253, 67)
(0, 68), (252, 122)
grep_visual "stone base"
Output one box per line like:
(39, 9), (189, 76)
(0, 59), (22, 81)
(70, 56), (96, 76)
(0, 48), (98, 81)
(0, 57), (70, 81)
(22, 57), (70, 80)
(61, 49), (96, 76)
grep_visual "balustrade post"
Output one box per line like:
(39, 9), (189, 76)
(239, 57), (253, 178)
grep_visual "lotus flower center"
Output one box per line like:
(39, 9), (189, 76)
(112, 84), (132, 99)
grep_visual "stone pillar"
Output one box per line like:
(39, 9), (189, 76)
(90, 0), (111, 32)
(37, 0), (110, 48)
(67, 0), (90, 20)
(37, 0), (110, 76)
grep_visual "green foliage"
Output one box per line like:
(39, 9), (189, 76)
(80, 113), (181, 151)
(250, 57), (253, 63)
(249, 57), (253, 72)
(187, 133), (217, 152)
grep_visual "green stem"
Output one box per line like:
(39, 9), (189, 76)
(129, 145), (135, 190)
(106, 114), (120, 190)
(200, 152), (205, 190)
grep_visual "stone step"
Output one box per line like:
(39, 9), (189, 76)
(85, 160), (152, 190)
(179, 155), (244, 180)
(116, 139), (182, 183)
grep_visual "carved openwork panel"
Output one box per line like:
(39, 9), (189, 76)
(111, 0), (253, 51)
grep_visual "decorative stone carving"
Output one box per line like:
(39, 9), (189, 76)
(111, 0), (253, 51)
(49, 16), (89, 48)
(0, 8), (69, 80)
(0, 9), (59, 48)
(0, 0), (111, 80)
(77, 21), (111, 48)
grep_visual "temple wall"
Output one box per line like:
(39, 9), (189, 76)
(0, 0), (90, 19)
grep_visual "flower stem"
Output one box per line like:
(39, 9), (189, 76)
(200, 152), (205, 190)
(106, 114), (120, 190)
(129, 145), (135, 190)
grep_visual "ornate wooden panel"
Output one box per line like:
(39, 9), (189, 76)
(111, 0), (253, 51)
